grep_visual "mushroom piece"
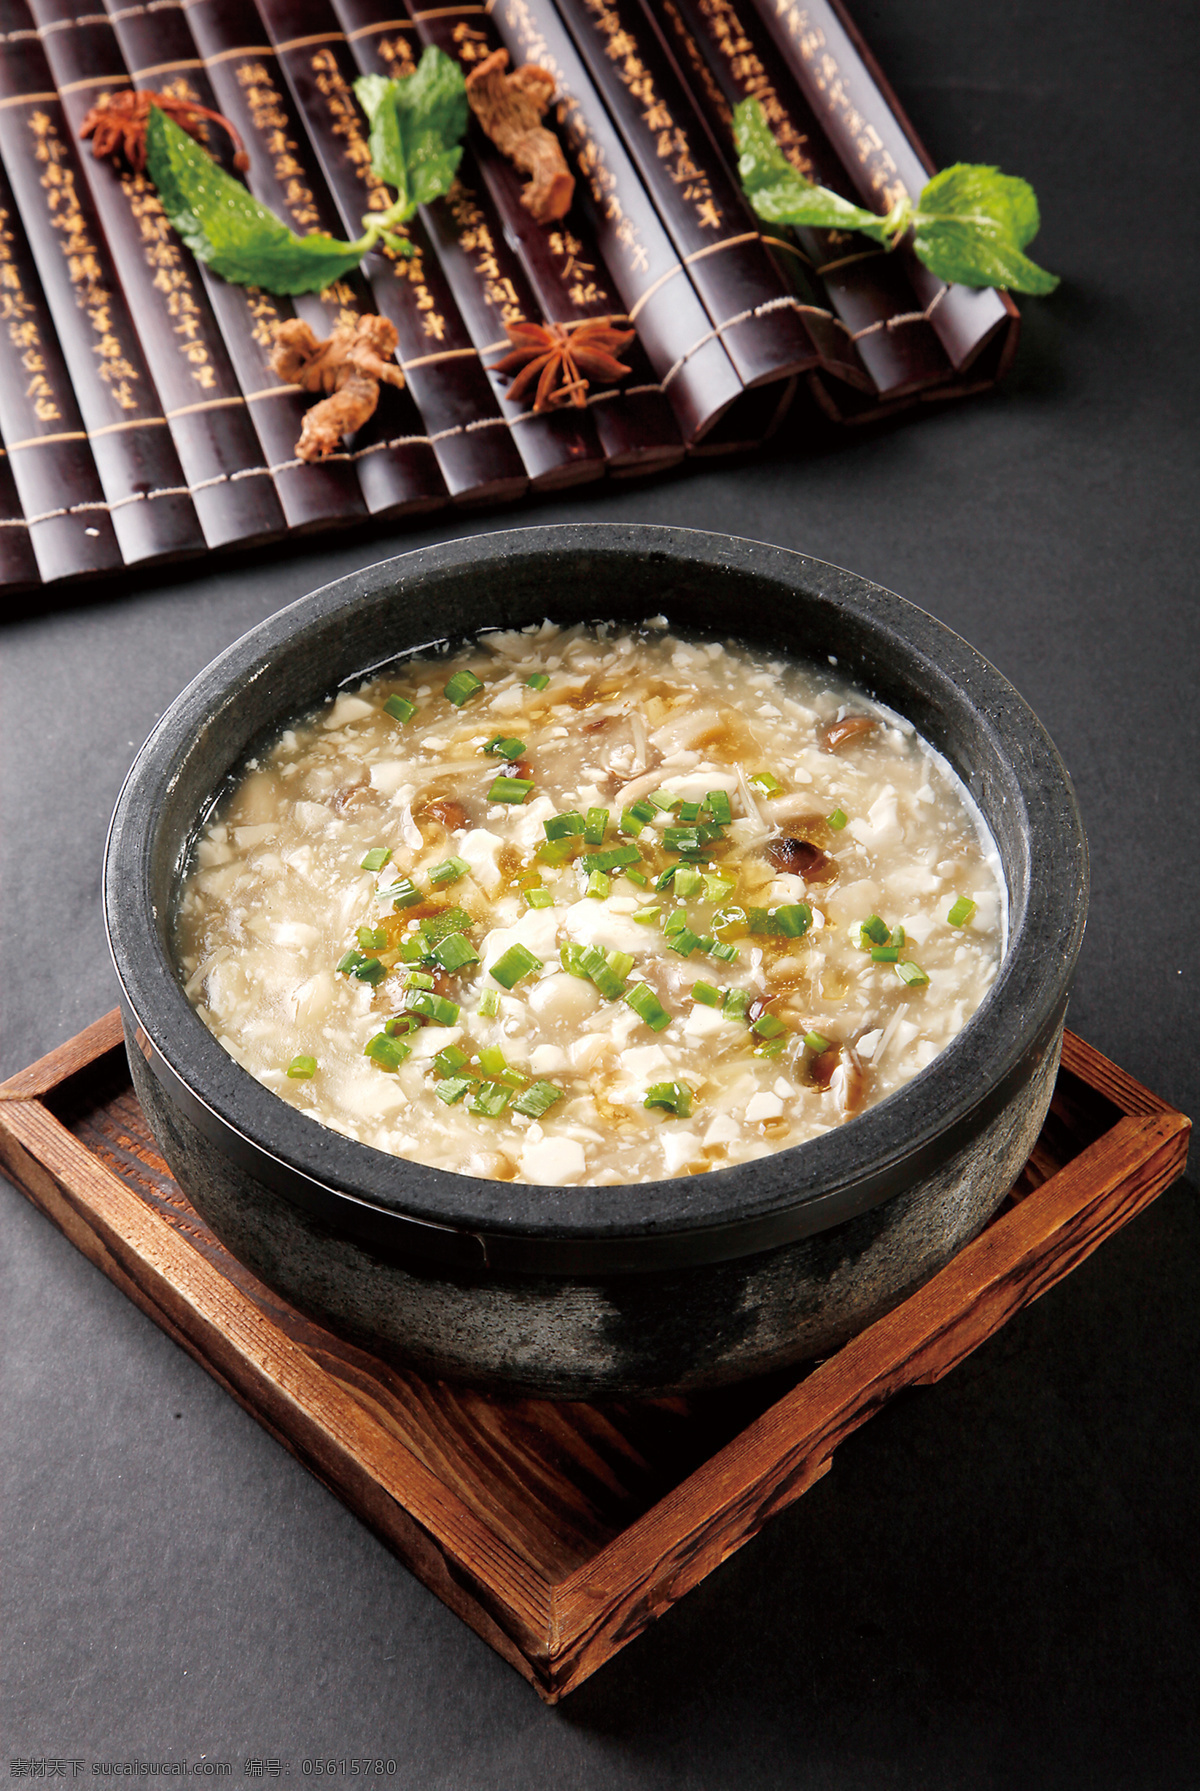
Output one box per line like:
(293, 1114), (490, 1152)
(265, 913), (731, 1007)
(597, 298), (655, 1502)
(465, 50), (575, 223)
(822, 715), (878, 753)
(810, 1043), (867, 1117)
(764, 836), (837, 882)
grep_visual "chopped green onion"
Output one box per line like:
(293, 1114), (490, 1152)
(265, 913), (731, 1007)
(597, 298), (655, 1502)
(384, 693), (417, 724)
(287, 1054), (317, 1078)
(356, 924), (387, 951)
(398, 937), (425, 964)
(560, 942), (589, 977)
(746, 907), (780, 936)
(445, 669), (483, 706)
(433, 1044), (469, 1076)
(524, 887), (554, 909)
(584, 806), (609, 845)
(662, 826), (703, 853)
(619, 807), (647, 838)
(677, 799), (702, 823)
(382, 877), (422, 909)
(404, 969), (435, 990)
(626, 869), (649, 888)
(477, 988), (500, 1017)
(483, 734), (526, 760)
(336, 950), (386, 985)
(490, 944), (542, 988)
(804, 1030), (831, 1054)
(428, 856), (469, 887)
(581, 845), (641, 875)
(431, 932), (480, 973)
(774, 903), (813, 939)
(435, 1076), (472, 1105)
(403, 989), (461, 1026)
(871, 945), (899, 963)
(585, 870), (611, 900)
(706, 790), (733, 824)
(633, 906), (660, 925)
(479, 1045), (525, 1086)
(544, 810), (586, 840)
(360, 847), (392, 872)
(644, 1080), (692, 1117)
(577, 944), (626, 1000)
(512, 1080), (563, 1118)
(489, 775), (535, 804)
(526, 671), (550, 690)
(607, 950), (635, 981)
(691, 981), (722, 1006)
(752, 1011), (787, 1039)
(624, 982), (671, 1031)
(655, 866), (678, 893)
(895, 960), (930, 987)
(629, 798), (656, 824)
(695, 936), (716, 956)
(704, 872), (736, 903)
(673, 865), (703, 899)
(947, 896), (977, 928)
(754, 1037), (786, 1059)
(827, 807), (848, 831)
(723, 988), (751, 1018)
(668, 926), (702, 958)
(662, 908), (689, 937)
(648, 788), (680, 812)
(861, 914), (890, 946)
(890, 925), (905, 949)
(711, 905), (748, 937)
(710, 940), (739, 963)
(750, 771), (782, 796)
(364, 1033), (410, 1071)
(469, 1081), (513, 1117)
(420, 907), (473, 946)
(385, 1014), (419, 1036)
(537, 838), (576, 866)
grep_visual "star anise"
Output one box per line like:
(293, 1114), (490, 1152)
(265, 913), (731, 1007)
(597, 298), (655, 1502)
(490, 319), (636, 412)
(80, 90), (250, 174)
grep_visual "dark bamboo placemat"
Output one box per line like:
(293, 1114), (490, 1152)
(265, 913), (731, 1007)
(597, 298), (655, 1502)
(0, 1018), (1188, 1699)
(0, 0), (1019, 595)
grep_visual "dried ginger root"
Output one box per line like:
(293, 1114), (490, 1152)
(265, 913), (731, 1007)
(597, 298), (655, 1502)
(465, 49), (574, 224)
(270, 315), (405, 462)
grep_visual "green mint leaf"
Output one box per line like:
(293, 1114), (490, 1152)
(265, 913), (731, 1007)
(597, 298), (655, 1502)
(732, 99), (894, 242)
(912, 164), (1059, 293)
(146, 108), (367, 295)
(354, 46), (467, 224)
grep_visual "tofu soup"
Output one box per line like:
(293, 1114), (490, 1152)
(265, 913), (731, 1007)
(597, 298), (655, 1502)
(174, 621), (1004, 1187)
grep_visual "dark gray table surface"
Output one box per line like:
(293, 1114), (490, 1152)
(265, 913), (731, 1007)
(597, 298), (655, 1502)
(3, 0), (1197, 1781)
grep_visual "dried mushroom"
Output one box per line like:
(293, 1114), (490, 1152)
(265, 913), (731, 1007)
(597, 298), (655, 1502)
(465, 49), (574, 223)
(270, 315), (405, 462)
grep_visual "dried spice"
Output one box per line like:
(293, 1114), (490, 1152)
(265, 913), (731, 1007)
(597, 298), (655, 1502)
(80, 90), (249, 174)
(271, 315), (405, 461)
(465, 50), (574, 224)
(490, 318), (635, 412)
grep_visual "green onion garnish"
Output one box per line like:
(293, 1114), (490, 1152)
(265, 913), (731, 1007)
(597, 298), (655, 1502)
(404, 969), (435, 990)
(871, 945), (899, 963)
(704, 872), (736, 903)
(420, 907), (473, 946)
(890, 925), (905, 949)
(585, 870), (611, 900)
(754, 1037), (786, 1059)
(608, 950), (635, 981)
(804, 1030), (831, 1054)
(356, 924), (387, 950)
(512, 1080), (563, 1118)
(746, 908), (780, 936)
(435, 1076), (472, 1105)
(662, 826), (703, 853)
(711, 905), (747, 936)
(662, 908), (689, 937)
(691, 981), (721, 1007)
(750, 771), (782, 796)
(537, 838), (576, 866)
(364, 1033), (410, 1071)
(403, 989), (461, 1026)
(490, 944), (542, 989)
(524, 887), (554, 909)
(752, 1012), (787, 1039)
(633, 906), (660, 925)
(584, 806), (609, 845)
(382, 877), (422, 909)
(581, 845), (641, 875)
(287, 1054), (317, 1078)
(648, 788), (681, 812)
(629, 798), (656, 824)
(577, 944), (626, 1000)
(484, 734), (526, 760)
(469, 1081), (513, 1117)
(433, 1043), (469, 1076)
(827, 807), (848, 831)
(655, 866), (678, 893)
(431, 932), (480, 973)
(384, 694), (417, 724)
(947, 897), (977, 928)
(619, 807), (647, 838)
(723, 988), (751, 1018)
(478, 988), (500, 1017)
(360, 847), (392, 872)
(489, 775), (534, 804)
(624, 982), (671, 1031)
(644, 1080), (692, 1117)
(385, 1014), (419, 1036)
(774, 903), (813, 939)
(705, 790), (733, 824)
(668, 927), (702, 958)
(399, 937), (425, 965)
(526, 672), (550, 690)
(677, 799), (702, 824)
(336, 950), (386, 985)
(445, 669), (483, 706)
(710, 940), (739, 963)
(560, 942), (589, 977)
(544, 811), (586, 840)
(861, 914), (890, 946)
(895, 960), (930, 987)
(626, 869), (649, 888)
(673, 865), (703, 900)
(428, 856), (469, 887)
(478, 1045), (526, 1086)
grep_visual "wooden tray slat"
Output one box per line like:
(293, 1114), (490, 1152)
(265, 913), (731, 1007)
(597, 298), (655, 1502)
(0, 1016), (1189, 1700)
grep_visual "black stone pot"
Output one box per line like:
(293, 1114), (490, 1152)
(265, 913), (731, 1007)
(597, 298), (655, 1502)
(104, 525), (1088, 1399)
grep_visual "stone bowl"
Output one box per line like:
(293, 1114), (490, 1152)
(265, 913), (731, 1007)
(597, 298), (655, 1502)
(104, 524), (1087, 1398)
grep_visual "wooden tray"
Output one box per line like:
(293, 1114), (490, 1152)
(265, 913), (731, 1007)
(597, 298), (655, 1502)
(0, 1015), (1189, 1701)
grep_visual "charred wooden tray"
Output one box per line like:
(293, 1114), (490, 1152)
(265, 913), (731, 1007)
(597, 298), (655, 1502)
(1, 1015), (1187, 1701)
